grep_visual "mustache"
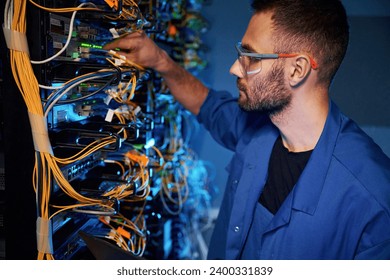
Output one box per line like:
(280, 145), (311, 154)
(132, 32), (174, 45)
(236, 78), (246, 91)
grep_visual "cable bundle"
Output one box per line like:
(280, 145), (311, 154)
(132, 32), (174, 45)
(3, 0), (148, 259)
(4, 0), (215, 260)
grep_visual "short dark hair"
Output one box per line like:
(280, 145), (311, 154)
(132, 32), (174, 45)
(251, 0), (349, 86)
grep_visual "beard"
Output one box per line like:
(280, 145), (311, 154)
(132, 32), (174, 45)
(237, 60), (291, 116)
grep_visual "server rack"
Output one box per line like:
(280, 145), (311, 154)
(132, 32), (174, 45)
(1, 0), (214, 260)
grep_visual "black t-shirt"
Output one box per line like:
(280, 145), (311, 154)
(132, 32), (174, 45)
(259, 136), (313, 214)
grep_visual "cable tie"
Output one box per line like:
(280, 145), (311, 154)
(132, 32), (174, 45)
(133, 106), (141, 115)
(2, 25), (30, 55)
(36, 217), (54, 254)
(109, 27), (120, 38)
(28, 111), (54, 155)
(105, 109), (115, 122)
(114, 58), (123, 66)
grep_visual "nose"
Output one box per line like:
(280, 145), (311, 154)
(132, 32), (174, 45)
(230, 59), (243, 78)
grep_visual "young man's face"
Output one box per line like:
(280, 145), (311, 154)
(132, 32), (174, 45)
(230, 11), (292, 115)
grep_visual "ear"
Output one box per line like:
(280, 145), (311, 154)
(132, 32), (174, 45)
(288, 55), (312, 87)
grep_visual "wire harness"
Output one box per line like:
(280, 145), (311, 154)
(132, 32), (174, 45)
(3, 0), (215, 260)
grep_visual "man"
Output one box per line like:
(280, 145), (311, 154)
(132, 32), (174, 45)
(104, 0), (390, 259)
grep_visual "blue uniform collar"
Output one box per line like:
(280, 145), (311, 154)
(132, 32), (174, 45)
(291, 101), (341, 215)
(259, 101), (342, 236)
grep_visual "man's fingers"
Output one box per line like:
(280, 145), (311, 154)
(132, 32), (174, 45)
(103, 32), (145, 50)
(103, 38), (131, 51)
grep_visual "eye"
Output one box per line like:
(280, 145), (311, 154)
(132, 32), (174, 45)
(249, 56), (260, 61)
(248, 56), (261, 63)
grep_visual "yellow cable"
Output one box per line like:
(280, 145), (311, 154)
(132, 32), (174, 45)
(28, 0), (101, 13)
(9, 0), (154, 260)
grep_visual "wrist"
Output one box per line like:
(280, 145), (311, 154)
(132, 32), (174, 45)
(153, 49), (176, 74)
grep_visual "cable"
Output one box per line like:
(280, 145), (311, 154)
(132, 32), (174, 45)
(6, 0), (126, 259)
(30, 2), (98, 64)
(28, 0), (101, 13)
(6, 0), (214, 261)
(43, 69), (117, 116)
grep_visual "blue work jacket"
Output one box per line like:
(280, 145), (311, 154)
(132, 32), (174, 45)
(197, 90), (390, 260)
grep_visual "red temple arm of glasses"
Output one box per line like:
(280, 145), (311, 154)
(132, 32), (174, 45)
(279, 53), (319, 70)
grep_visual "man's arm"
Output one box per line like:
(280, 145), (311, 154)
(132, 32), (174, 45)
(103, 31), (209, 115)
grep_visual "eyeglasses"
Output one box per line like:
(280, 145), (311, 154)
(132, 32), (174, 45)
(235, 42), (318, 76)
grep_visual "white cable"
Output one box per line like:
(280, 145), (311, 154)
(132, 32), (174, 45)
(4, 0), (13, 29)
(44, 70), (115, 117)
(39, 84), (63, 90)
(30, 2), (97, 64)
